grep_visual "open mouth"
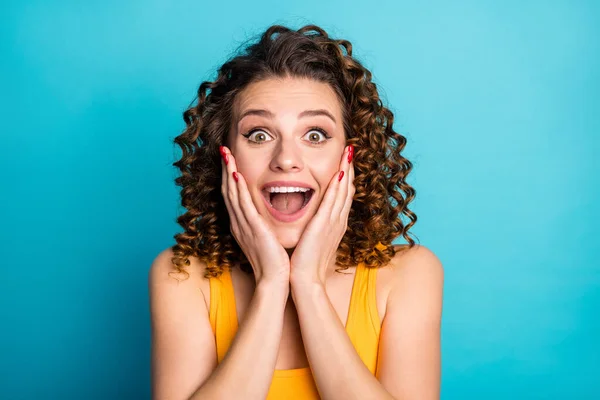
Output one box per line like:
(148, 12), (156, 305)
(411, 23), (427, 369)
(261, 189), (315, 214)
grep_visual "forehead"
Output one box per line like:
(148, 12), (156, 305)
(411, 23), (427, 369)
(234, 77), (343, 120)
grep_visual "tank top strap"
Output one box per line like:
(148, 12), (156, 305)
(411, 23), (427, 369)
(346, 261), (381, 338)
(365, 262), (382, 336)
(368, 241), (386, 335)
(208, 267), (239, 363)
(344, 243), (385, 375)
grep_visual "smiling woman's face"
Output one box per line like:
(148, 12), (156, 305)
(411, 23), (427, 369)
(227, 76), (347, 249)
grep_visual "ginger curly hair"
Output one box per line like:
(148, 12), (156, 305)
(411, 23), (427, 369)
(170, 24), (417, 280)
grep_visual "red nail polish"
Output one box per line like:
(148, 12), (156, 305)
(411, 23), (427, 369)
(347, 145), (353, 163)
(233, 171), (239, 182)
(338, 171), (344, 182)
(219, 146), (229, 165)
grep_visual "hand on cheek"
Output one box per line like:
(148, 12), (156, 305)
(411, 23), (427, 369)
(289, 145), (355, 287)
(219, 146), (291, 288)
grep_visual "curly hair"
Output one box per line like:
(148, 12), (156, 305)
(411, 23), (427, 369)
(169, 24), (417, 280)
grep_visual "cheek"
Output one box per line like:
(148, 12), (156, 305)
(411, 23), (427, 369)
(233, 155), (266, 209)
(234, 154), (262, 183)
(308, 153), (341, 184)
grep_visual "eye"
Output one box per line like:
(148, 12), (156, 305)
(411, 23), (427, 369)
(303, 127), (331, 145)
(242, 129), (274, 144)
(242, 126), (331, 146)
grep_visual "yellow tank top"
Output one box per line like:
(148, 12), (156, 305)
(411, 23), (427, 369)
(208, 245), (385, 399)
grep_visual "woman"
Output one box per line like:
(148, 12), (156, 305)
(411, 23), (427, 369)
(149, 24), (443, 400)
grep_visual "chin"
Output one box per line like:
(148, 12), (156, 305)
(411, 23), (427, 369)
(253, 194), (313, 250)
(273, 227), (302, 250)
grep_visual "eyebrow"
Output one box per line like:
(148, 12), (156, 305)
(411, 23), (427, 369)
(238, 108), (337, 124)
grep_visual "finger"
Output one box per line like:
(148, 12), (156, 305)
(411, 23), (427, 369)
(232, 170), (262, 228)
(331, 145), (353, 218)
(220, 147), (240, 235)
(221, 146), (250, 233)
(235, 171), (282, 245)
(317, 149), (348, 221)
(341, 155), (355, 219)
(314, 175), (336, 220)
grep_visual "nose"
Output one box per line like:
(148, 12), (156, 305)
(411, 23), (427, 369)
(268, 137), (304, 173)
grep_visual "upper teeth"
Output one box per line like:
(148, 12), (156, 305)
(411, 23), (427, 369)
(267, 186), (310, 193)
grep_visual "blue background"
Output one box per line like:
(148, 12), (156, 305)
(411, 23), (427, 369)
(1, 0), (598, 398)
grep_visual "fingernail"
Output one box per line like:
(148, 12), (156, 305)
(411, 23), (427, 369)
(219, 146), (229, 165)
(347, 145), (354, 163)
(233, 171), (239, 182)
(338, 171), (344, 182)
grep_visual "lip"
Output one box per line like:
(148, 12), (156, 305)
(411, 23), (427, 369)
(260, 185), (315, 223)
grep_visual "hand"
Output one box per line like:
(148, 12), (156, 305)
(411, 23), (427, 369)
(289, 145), (355, 287)
(220, 146), (291, 288)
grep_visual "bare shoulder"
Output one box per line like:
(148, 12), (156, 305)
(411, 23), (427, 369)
(149, 246), (210, 281)
(377, 250), (442, 398)
(148, 247), (212, 315)
(388, 244), (444, 300)
(390, 244), (443, 274)
(148, 247), (217, 399)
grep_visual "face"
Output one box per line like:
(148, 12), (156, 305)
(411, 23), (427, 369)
(227, 76), (346, 249)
